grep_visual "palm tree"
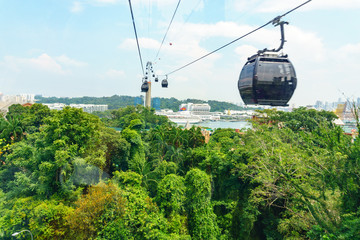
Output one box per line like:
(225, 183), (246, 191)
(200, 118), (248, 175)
(0, 116), (24, 142)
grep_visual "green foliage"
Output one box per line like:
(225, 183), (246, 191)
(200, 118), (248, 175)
(1, 107), (108, 199)
(99, 127), (130, 174)
(1, 104), (53, 143)
(336, 211), (360, 239)
(121, 128), (146, 174)
(113, 170), (143, 189)
(2, 106), (360, 239)
(0, 115), (25, 143)
(156, 174), (186, 217)
(28, 200), (73, 240)
(104, 105), (170, 129)
(0, 196), (72, 240)
(185, 168), (220, 239)
(67, 182), (127, 239)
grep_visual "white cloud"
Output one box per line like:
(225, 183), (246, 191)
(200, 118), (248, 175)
(71, 1), (83, 13)
(131, 0), (180, 7)
(56, 55), (88, 67)
(118, 38), (160, 50)
(105, 69), (125, 78)
(3, 54), (65, 74)
(0, 54), (89, 75)
(119, 35), (220, 62)
(227, 0), (360, 15)
(235, 45), (258, 63)
(309, 0), (360, 10)
(95, 0), (117, 3)
(29, 54), (64, 73)
(286, 26), (325, 63)
(70, 0), (119, 13)
(336, 42), (360, 59)
(240, 0), (360, 13)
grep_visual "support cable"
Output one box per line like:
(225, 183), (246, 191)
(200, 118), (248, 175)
(154, 0), (182, 61)
(128, 0), (145, 75)
(165, 0), (312, 76)
(154, 0), (201, 64)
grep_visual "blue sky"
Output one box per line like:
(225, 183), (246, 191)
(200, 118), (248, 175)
(0, 0), (359, 106)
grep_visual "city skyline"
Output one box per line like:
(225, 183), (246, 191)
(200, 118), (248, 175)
(1, 0), (359, 107)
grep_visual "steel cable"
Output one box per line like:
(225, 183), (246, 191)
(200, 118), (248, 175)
(154, 0), (182, 62)
(165, 0), (312, 76)
(128, 0), (145, 75)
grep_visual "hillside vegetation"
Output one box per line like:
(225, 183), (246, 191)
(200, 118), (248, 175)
(36, 95), (249, 112)
(0, 104), (359, 239)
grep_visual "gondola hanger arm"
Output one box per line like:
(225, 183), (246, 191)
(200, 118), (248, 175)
(258, 18), (289, 55)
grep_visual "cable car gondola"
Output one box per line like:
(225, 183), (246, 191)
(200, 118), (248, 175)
(238, 20), (297, 106)
(141, 81), (149, 92)
(238, 53), (296, 106)
(161, 78), (168, 88)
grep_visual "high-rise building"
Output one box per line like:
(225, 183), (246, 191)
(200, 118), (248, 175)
(314, 100), (323, 110)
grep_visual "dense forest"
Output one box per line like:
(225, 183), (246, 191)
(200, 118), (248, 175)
(1, 104), (360, 239)
(36, 95), (248, 112)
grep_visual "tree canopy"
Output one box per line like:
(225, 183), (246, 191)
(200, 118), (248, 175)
(0, 104), (359, 239)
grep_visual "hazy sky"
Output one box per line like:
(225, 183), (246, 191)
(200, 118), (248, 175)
(0, 0), (359, 106)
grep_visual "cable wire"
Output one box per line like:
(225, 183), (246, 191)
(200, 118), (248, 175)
(155, 0), (202, 64)
(128, 0), (145, 75)
(154, 0), (182, 61)
(166, 0), (312, 76)
(146, 0), (152, 60)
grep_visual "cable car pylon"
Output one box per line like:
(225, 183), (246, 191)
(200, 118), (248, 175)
(140, 62), (152, 108)
(141, 61), (170, 108)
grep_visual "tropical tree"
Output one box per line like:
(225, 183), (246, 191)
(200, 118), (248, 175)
(0, 116), (24, 143)
(185, 168), (220, 240)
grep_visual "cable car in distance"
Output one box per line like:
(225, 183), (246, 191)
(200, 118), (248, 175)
(141, 81), (149, 92)
(161, 79), (168, 88)
(238, 19), (297, 106)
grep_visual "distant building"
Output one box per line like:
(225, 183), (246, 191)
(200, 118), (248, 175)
(44, 103), (108, 113)
(43, 103), (66, 111)
(314, 100), (323, 110)
(69, 104), (108, 113)
(0, 93), (35, 114)
(179, 103), (211, 115)
(0, 94), (35, 104)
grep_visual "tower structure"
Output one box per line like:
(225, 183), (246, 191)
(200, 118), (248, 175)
(144, 61), (153, 108)
(145, 81), (151, 108)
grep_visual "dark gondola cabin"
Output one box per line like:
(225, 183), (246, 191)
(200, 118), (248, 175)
(238, 53), (297, 106)
(161, 79), (168, 88)
(141, 81), (149, 92)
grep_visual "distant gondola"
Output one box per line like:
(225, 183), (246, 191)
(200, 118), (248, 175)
(161, 79), (168, 88)
(141, 81), (149, 92)
(238, 19), (296, 106)
(238, 53), (297, 106)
